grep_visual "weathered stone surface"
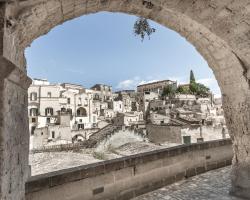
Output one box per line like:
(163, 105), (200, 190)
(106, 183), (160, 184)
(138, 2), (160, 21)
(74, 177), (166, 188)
(25, 139), (233, 200)
(0, 58), (31, 200)
(133, 166), (242, 200)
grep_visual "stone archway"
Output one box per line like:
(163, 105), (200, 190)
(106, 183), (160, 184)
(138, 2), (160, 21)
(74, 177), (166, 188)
(0, 0), (250, 199)
(76, 107), (87, 117)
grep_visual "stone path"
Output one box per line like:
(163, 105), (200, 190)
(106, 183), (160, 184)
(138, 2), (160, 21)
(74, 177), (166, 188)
(133, 167), (243, 200)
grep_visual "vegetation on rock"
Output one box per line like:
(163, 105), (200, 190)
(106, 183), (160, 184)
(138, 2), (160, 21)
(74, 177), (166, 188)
(189, 70), (210, 97)
(163, 70), (210, 97)
(162, 85), (176, 97)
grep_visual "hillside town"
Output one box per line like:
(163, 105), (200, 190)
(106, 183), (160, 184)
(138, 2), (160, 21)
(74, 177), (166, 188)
(28, 70), (228, 152)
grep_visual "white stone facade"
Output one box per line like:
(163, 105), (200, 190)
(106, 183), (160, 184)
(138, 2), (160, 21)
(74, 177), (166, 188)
(114, 111), (144, 126)
(28, 80), (99, 147)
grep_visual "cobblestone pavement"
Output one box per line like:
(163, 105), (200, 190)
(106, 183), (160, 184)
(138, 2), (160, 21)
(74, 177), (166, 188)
(133, 167), (243, 200)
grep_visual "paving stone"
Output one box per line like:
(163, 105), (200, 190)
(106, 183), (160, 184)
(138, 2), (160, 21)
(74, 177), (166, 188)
(132, 167), (242, 200)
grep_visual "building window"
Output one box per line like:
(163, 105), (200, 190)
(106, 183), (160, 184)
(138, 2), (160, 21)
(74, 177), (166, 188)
(78, 98), (82, 105)
(45, 108), (53, 116)
(46, 117), (50, 124)
(47, 92), (52, 98)
(52, 131), (55, 139)
(31, 126), (36, 135)
(29, 108), (38, 117)
(30, 92), (37, 101)
(67, 98), (71, 104)
(41, 132), (43, 136)
(94, 94), (99, 100)
(31, 118), (36, 123)
(78, 124), (84, 130)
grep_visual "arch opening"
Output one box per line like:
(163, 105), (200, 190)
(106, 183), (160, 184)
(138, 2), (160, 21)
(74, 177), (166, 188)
(1, 1), (250, 199)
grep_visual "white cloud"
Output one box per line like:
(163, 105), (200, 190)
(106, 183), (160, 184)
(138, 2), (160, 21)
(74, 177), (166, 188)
(169, 76), (187, 85)
(138, 79), (159, 86)
(197, 78), (214, 87)
(116, 79), (137, 89)
(116, 77), (160, 90)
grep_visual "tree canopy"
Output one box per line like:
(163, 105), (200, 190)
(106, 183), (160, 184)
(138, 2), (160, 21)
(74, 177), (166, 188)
(190, 70), (196, 83)
(189, 70), (210, 97)
(162, 85), (176, 97)
(134, 17), (156, 41)
(175, 70), (211, 97)
(176, 85), (190, 94)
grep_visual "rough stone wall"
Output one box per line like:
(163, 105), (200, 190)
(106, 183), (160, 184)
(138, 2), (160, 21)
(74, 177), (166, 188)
(146, 124), (182, 144)
(0, 3), (31, 200)
(26, 139), (233, 200)
(0, 63), (31, 200)
(0, 0), (249, 199)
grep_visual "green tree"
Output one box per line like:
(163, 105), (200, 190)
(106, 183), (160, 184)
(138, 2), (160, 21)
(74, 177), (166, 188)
(162, 85), (176, 97)
(195, 83), (210, 97)
(134, 17), (156, 41)
(190, 81), (198, 94)
(190, 82), (210, 97)
(177, 85), (190, 94)
(190, 70), (196, 84)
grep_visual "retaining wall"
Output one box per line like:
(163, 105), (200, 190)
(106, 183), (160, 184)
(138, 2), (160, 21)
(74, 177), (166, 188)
(146, 124), (182, 144)
(26, 139), (233, 200)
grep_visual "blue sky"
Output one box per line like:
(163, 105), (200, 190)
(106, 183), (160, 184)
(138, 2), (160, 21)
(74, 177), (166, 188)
(26, 12), (221, 96)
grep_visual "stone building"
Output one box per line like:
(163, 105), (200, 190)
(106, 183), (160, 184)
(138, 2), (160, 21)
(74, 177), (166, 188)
(28, 80), (98, 131)
(91, 84), (113, 101)
(137, 80), (177, 94)
(138, 91), (159, 113)
(112, 100), (124, 113)
(28, 79), (100, 148)
(150, 113), (171, 125)
(28, 79), (63, 133)
(114, 91), (132, 112)
(113, 111), (144, 126)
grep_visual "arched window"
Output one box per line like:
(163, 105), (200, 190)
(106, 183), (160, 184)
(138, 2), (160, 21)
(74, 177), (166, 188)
(30, 92), (37, 101)
(45, 107), (53, 116)
(29, 108), (38, 117)
(76, 107), (87, 117)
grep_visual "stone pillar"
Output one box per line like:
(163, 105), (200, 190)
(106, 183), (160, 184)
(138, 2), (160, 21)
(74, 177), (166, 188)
(223, 93), (250, 199)
(0, 56), (31, 200)
(0, 3), (32, 199)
